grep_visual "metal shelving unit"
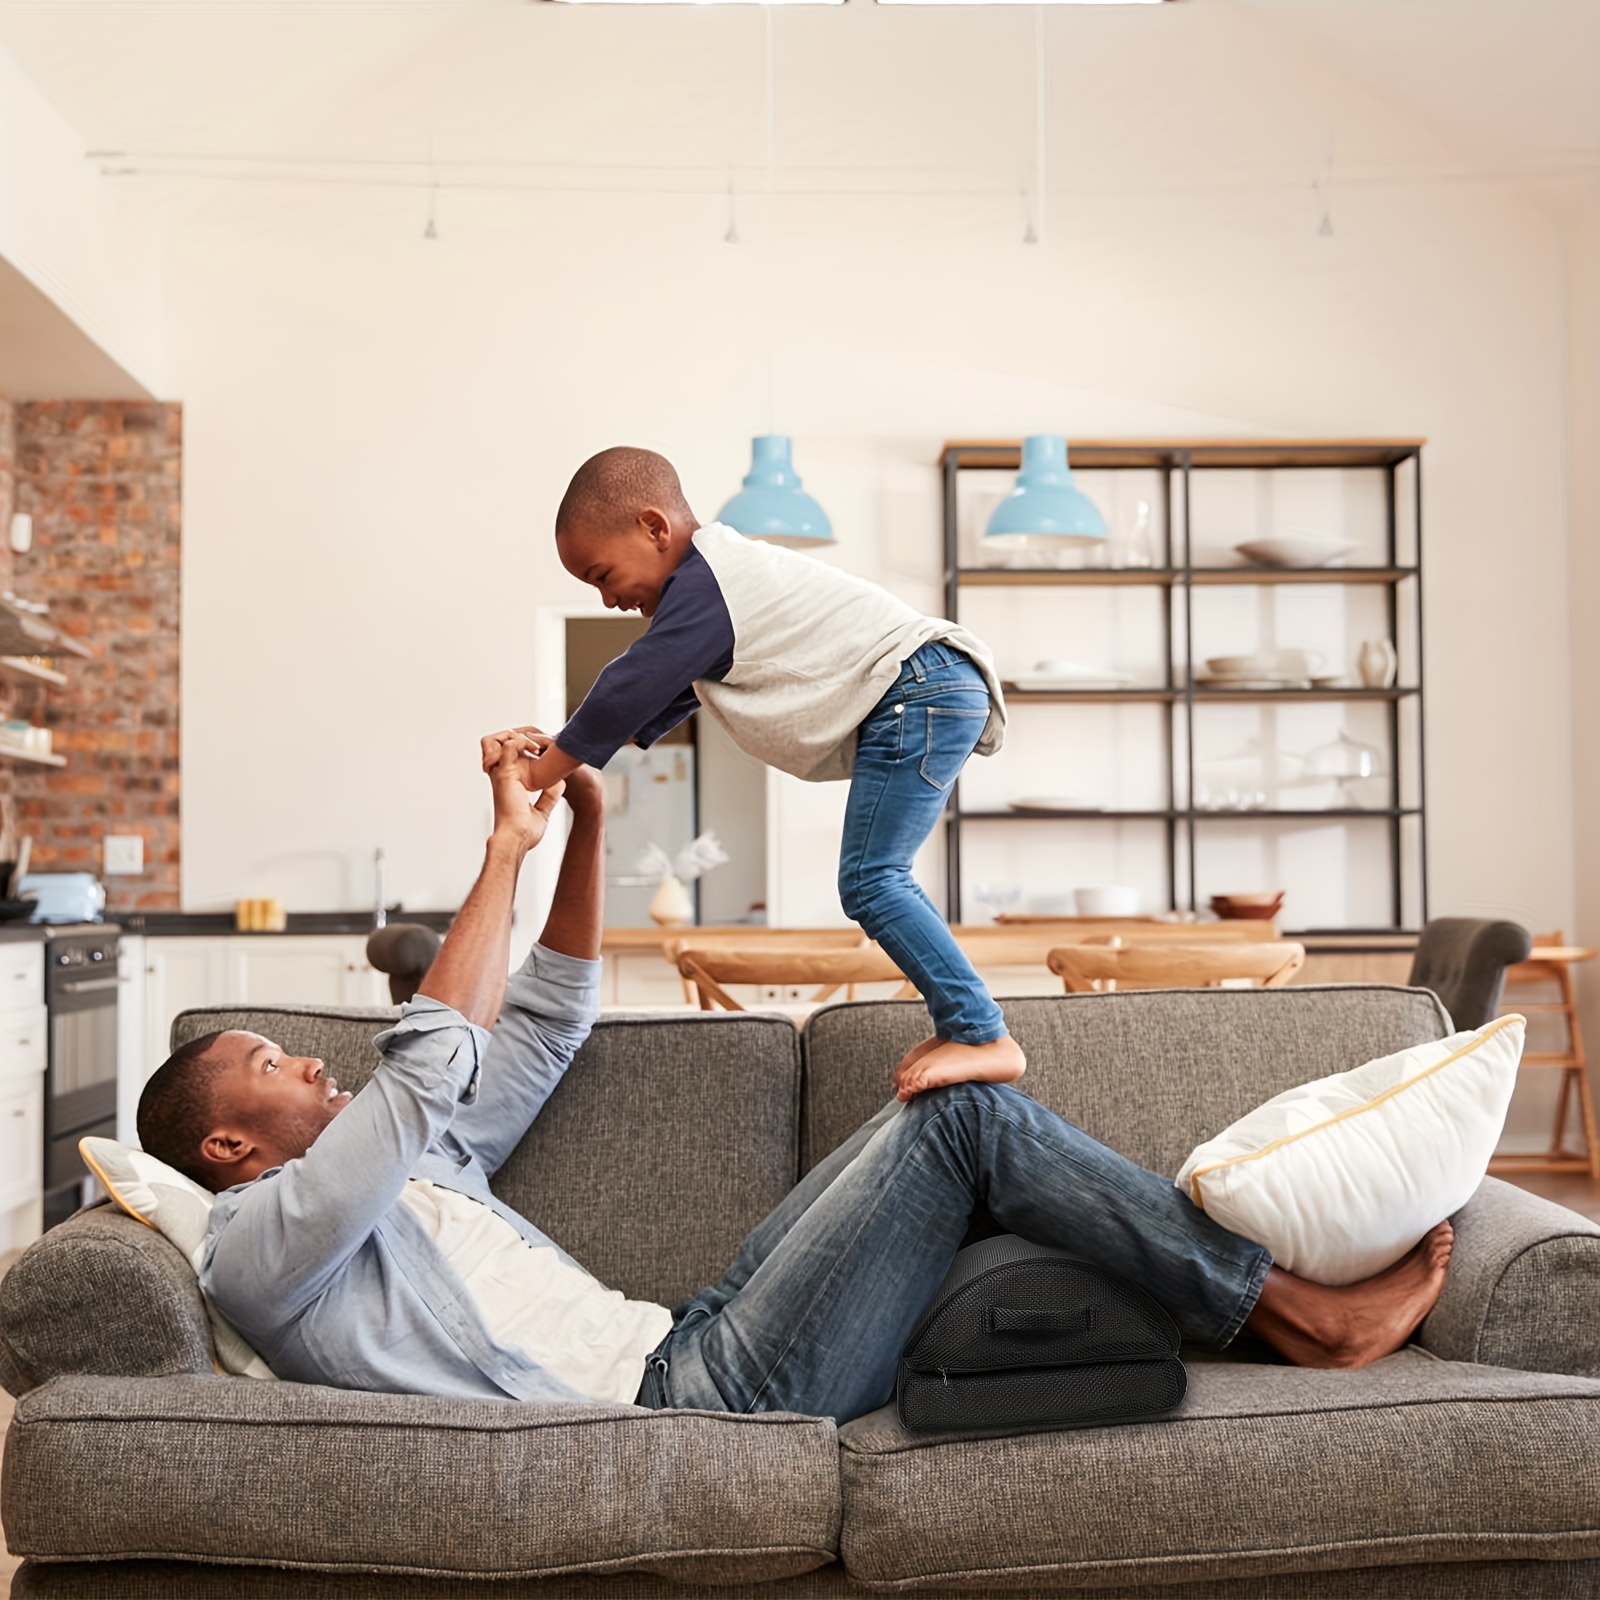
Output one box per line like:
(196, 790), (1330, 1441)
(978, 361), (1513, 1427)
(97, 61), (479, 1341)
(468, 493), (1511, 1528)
(941, 438), (1427, 931)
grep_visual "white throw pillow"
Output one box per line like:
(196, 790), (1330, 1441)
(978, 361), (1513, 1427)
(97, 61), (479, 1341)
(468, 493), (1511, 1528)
(1175, 1014), (1525, 1285)
(79, 1135), (277, 1380)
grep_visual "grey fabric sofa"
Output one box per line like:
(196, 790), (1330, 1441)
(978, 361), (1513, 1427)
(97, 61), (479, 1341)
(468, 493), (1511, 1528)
(5, 986), (1600, 1598)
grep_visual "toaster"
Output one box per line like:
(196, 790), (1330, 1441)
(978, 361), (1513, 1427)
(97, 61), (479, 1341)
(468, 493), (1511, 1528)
(19, 872), (106, 924)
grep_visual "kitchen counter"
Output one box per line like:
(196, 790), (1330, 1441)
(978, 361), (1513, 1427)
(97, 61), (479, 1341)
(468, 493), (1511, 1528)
(112, 910), (457, 937)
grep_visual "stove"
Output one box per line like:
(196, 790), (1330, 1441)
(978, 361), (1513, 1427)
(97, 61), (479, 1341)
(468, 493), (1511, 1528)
(42, 923), (120, 1229)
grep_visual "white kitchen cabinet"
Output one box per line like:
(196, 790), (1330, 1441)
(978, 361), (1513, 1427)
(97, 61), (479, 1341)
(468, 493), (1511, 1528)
(0, 1076), (44, 1212)
(140, 935), (388, 1084)
(0, 938), (47, 1251)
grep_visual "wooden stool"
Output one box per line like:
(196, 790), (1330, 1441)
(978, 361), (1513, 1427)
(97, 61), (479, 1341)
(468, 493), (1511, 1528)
(1488, 933), (1600, 1181)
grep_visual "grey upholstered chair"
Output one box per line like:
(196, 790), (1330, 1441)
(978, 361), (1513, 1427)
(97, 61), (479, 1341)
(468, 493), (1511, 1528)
(1407, 917), (1532, 1030)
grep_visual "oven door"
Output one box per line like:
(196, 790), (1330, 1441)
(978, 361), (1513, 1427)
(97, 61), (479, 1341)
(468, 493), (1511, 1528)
(46, 972), (119, 1188)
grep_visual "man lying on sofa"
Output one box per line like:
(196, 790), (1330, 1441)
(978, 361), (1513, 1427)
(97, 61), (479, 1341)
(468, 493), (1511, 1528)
(136, 730), (1453, 1424)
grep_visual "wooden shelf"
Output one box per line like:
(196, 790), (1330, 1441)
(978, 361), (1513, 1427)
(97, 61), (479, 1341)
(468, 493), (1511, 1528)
(0, 741), (65, 767)
(1189, 567), (1417, 586)
(958, 809), (1176, 821)
(0, 657), (68, 687)
(957, 566), (1415, 588)
(0, 598), (89, 659)
(942, 439), (1425, 471)
(1005, 689), (1177, 704)
(1002, 687), (1413, 703)
(958, 568), (1179, 587)
(1191, 687), (1416, 702)
(957, 808), (1420, 823)
(1193, 808), (1421, 821)
(942, 435), (1428, 929)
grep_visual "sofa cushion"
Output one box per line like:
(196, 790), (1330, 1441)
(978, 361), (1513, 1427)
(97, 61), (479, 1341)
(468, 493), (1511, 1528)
(837, 1350), (1600, 1591)
(801, 987), (1453, 1177)
(488, 1013), (801, 1306)
(170, 1007), (803, 1310)
(1178, 1014), (1525, 1284)
(3, 1375), (841, 1585)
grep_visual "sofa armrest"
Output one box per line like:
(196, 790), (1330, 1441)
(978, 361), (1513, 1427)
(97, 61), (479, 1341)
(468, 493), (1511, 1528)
(0, 1205), (213, 1396)
(1417, 1176), (1600, 1376)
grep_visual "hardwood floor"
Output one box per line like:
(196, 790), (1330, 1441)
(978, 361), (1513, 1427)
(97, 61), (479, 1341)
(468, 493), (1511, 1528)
(1499, 1171), (1600, 1223)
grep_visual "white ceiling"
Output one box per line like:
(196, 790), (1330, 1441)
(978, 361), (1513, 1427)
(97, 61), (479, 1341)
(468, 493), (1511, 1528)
(0, 0), (1594, 200)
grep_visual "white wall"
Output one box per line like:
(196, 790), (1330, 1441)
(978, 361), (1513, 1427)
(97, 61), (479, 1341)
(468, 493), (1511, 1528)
(0, 4), (1551, 951)
(1566, 186), (1600, 1082)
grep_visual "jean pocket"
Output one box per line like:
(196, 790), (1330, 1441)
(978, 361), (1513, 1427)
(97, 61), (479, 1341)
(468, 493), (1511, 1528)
(920, 707), (990, 790)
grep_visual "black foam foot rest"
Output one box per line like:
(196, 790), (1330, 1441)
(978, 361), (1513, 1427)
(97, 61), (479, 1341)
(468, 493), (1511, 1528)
(897, 1234), (1187, 1433)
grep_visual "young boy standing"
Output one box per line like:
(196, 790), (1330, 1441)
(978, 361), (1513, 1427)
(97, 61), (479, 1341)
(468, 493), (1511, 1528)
(522, 445), (1024, 1100)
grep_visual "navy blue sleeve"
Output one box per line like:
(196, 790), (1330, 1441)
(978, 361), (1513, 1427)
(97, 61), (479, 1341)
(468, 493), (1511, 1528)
(555, 544), (736, 768)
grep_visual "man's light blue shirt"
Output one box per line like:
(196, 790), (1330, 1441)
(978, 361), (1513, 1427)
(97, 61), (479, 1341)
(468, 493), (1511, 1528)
(200, 942), (606, 1403)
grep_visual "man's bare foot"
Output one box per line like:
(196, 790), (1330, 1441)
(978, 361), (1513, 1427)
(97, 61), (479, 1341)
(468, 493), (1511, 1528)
(894, 1035), (944, 1079)
(1244, 1223), (1454, 1369)
(894, 1033), (1027, 1102)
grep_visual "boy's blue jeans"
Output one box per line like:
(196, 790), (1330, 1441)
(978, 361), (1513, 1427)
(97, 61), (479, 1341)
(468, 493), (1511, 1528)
(638, 1082), (1272, 1423)
(837, 640), (1006, 1045)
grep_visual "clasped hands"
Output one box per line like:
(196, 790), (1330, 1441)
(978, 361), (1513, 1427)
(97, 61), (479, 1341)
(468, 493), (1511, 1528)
(480, 726), (602, 852)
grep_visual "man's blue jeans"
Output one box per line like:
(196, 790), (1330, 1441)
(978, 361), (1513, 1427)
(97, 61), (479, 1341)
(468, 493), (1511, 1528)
(639, 1083), (1272, 1423)
(837, 641), (1006, 1045)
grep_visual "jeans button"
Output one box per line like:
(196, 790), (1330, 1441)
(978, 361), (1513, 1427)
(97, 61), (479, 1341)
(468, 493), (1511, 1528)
(894, 704), (905, 715)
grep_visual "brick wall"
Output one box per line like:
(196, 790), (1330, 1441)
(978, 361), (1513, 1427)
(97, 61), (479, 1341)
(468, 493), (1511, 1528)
(11, 402), (181, 908)
(0, 398), (18, 847)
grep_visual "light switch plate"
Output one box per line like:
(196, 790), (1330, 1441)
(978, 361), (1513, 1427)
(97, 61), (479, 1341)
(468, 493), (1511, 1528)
(104, 834), (144, 875)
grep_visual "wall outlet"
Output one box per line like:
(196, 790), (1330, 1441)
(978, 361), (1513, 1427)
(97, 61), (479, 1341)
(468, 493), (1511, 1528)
(103, 834), (145, 875)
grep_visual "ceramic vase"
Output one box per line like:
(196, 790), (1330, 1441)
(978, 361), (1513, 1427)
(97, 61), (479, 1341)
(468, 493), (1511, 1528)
(649, 874), (694, 927)
(1357, 638), (1398, 689)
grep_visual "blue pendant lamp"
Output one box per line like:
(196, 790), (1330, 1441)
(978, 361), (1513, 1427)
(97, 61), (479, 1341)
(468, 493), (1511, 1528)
(717, 435), (835, 548)
(985, 435), (1107, 549)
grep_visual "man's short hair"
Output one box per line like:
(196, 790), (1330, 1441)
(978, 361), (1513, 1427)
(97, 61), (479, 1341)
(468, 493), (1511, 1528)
(555, 447), (693, 539)
(136, 1031), (234, 1190)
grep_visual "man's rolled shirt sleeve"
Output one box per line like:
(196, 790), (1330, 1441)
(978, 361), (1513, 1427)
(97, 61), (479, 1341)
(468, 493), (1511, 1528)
(554, 546), (736, 768)
(445, 942), (602, 1178)
(204, 999), (489, 1326)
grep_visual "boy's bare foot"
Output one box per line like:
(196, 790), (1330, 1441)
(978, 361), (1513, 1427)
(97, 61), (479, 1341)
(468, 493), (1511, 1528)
(894, 1033), (1027, 1102)
(894, 1035), (945, 1079)
(1244, 1223), (1454, 1369)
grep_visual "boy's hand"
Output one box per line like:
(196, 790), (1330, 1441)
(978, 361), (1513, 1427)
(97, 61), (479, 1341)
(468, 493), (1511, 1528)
(480, 732), (563, 854)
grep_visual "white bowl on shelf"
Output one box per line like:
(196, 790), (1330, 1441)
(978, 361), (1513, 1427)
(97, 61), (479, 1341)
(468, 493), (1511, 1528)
(1073, 885), (1141, 917)
(1233, 535), (1357, 569)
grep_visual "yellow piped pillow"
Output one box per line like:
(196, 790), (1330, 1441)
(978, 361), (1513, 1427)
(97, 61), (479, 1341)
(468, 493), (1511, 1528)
(1175, 1015), (1525, 1285)
(80, 1135), (277, 1380)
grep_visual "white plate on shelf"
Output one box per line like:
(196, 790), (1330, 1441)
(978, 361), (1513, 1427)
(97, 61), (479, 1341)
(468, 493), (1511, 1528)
(1233, 536), (1358, 569)
(1193, 673), (1310, 690)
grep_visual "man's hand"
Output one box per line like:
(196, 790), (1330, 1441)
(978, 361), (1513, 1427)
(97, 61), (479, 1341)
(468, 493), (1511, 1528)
(480, 731), (564, 855)
(559, 760), (605, 818)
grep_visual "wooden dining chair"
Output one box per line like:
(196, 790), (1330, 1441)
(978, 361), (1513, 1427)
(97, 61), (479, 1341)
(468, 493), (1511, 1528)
(666, 939), (917, 1012)
(959, 920), (1279, 968)
(1047, 940), (1306, 994)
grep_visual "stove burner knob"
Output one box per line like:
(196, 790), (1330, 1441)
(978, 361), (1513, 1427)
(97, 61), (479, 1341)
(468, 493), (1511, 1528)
(90, 949), (105, 962)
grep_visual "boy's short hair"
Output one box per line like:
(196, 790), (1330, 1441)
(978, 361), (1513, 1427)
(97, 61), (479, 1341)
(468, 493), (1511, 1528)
(555, 447), (693, 538)
(136, 1031), (235, 1190)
